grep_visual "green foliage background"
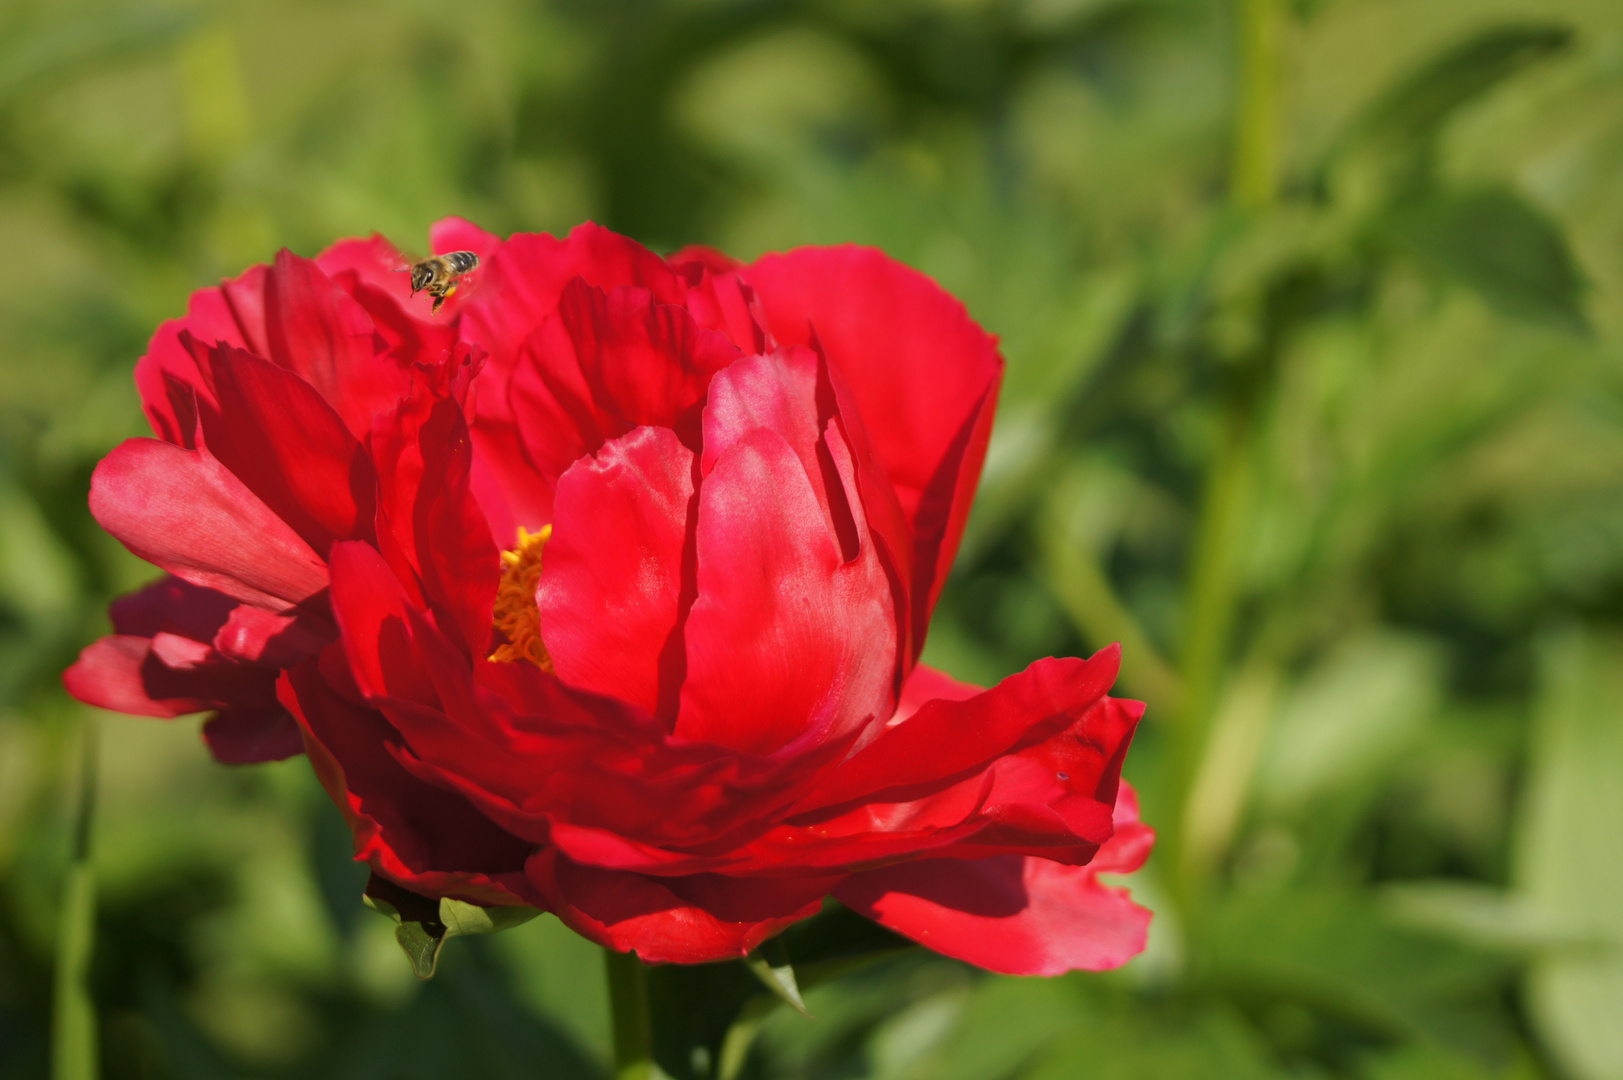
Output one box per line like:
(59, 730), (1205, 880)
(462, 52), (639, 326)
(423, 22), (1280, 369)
(3, 0), (1623, 1077)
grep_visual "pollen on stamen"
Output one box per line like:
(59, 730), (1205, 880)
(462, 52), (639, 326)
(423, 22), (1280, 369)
(489, 525), (554, 670)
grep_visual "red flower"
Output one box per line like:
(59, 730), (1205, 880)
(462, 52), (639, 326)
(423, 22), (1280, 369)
(66, 220), (1152, 975)
(65, 219), (499, 763)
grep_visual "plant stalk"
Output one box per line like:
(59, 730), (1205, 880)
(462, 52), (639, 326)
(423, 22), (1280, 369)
(1232, 0), (1284, 209)
(1165, 0), (1287, 902)
(53, 715), (99, 1080)
(603, 947), (655, 1080)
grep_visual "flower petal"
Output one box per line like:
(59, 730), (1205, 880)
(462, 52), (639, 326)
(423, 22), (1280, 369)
(262, 248), (408, 437)
(526, 848), (826, 964)
(89, 437), (329, 611)
(892, 663), (981, 724)
(836, 853), (1151, 975)
(559, 280), (739, 440)
(462, 222), (688, 379)
(429, 216), (502, 261)
(540, 425), (696, 720)
(677, 425), (895, 754)
(279, 659), (539, 907)
(202, 705), (305, 763)
(742, 247), (1002, 655)
(798, 647), (1121, 813)
(743, 247), (999, 513)
(369, 359), (498, 660)
(195, 341), (377, 555)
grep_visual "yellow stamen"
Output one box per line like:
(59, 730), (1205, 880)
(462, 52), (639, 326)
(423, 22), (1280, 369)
(489, 525), (553, 670)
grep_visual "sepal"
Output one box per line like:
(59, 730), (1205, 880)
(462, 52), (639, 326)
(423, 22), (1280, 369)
(362, 873), (540, 979)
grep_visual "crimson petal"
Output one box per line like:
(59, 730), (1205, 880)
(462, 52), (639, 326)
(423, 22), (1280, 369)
(836, 852), (1151, 976)
(90, 437), (328, 612)
(540, 425), (696, 719)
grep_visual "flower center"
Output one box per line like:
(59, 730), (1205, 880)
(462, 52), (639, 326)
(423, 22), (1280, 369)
(489, 525), (553, 670)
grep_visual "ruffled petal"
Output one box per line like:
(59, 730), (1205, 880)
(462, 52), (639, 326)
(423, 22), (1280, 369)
(202, 705), (305, 763)
(279, 659), (538, 907)
(797, 647), (1121, 813)
(194, 340), (377, 555)
(429, 216), (503, 261)
(892, 663), (981, 724)
(461, 222), (689, 379)
(741, 246), (1003, 650)
(464, 224), (696, 533)
(369, 356), (498, 659)
(677, 424), (895, 754)
(540, 425), (696, 719)
(135, 264), (271, 447)
(557, 281), (738, 440)
(314, 233), (412, 302)
(262, 248), (409, 437)
(64, 636), (208, 717)
(835, 851), (1151, 975)
(89, 437), (329, 612)
(526, 848), (826, 964)
(741, 246), (1001, 515)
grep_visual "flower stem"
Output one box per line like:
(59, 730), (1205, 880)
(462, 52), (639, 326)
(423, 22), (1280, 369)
(603, 947), (654, 1080)
(53, 715), (99, 1080)
(1166, 0), (1287, 905)
(1232, 0), (1284, 209)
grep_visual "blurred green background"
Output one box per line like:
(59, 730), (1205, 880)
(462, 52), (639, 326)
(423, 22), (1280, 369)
(4, 0), (1623, 1077)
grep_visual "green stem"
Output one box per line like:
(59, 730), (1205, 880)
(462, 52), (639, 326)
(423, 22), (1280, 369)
(53, 715), (99, 1080)
(1232, 0), (1284, 209)
(603, 948), (654, 1080)
(1042, 525), (1184, 714)
(1165, 415), (1254, 900)
(1164, 0), (1287, 903)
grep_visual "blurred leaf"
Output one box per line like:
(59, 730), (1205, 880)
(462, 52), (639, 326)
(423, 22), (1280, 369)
(0, 7), (196, 106)
(1361, 1042), (1541, 1080)
(1255, 632), (1441, 811)
(1356, 24), (1574, 148)
(363, 874), (539, 980)
(1023, 999), (1282, 1080)
(1383, 881), (1601, 955)
(1204, 887), (1515, 1053)
(909, 975), (1079, 1080)
(1515, 626), (1623, 1080)
(1385, 188), (1588, 332)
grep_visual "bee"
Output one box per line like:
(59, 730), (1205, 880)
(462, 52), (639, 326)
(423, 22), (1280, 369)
(403, 250), (479, 314)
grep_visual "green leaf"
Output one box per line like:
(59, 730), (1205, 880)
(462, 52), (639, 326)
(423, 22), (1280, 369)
(1203, 887), (1515, 1052)
(1385, 188), (1588, 333)
(1516, 627), (1623, 1080)
(363, 873), (541, 980)
(746, 936), (810, 1018)
(1357, 24), (1573, 147)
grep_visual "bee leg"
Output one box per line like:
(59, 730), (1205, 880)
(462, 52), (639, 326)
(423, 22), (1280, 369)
(431, 293), (446, 315)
